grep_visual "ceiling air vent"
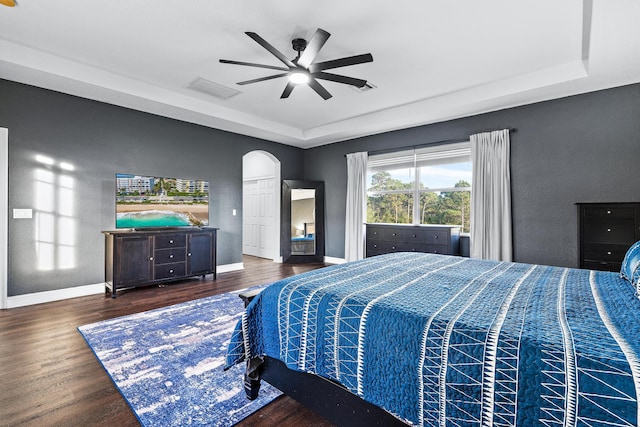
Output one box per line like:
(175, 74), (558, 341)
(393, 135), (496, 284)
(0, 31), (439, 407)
(351, 82), (377, 93)
(188, 77), (240, 100)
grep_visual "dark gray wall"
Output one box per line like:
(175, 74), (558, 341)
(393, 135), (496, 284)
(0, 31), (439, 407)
(0, 79), (304, 296)
(305, 83), (640, 268)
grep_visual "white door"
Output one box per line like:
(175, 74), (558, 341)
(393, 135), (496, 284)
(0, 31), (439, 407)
(242, 178), (276, 258)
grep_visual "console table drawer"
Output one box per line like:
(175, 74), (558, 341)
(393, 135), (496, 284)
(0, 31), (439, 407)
(154, 262), (186, 279)
(154, 248), (186, 264)
(155, 234), (187, 249)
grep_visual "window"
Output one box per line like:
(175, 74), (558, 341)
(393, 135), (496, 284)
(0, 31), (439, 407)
(366, 142), (472, 232)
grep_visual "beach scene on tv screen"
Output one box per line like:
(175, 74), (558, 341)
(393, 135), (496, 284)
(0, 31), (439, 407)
(116, 174), (209, 228)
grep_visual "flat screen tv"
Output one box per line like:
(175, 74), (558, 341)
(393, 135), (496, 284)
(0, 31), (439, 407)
(115, 173), (209, 229)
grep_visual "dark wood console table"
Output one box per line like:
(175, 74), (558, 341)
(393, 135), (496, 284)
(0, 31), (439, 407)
(102, 228), (218, 298)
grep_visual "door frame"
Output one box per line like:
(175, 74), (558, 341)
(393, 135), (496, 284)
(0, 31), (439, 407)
(242, 151), (281, 262)
(1, 128), (8, 309)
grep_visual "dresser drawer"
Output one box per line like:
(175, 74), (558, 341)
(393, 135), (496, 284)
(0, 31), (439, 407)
(582, 260), (622, 272)
(422, 244), (450, 254)
(366, 240), (405, 253)
(154, 248), (186, 264)
(582, 206), (635, 219)
(380, 228), (406, 242)
(154, 262), (186, 279)
(154, 234), (187, 249)
(582, 243), (629, 263)
(424, 229), (450, 244)
(582, 219), (636, 244)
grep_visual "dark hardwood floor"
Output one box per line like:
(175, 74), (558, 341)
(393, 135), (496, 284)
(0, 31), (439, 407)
(0, 256), (334, 427)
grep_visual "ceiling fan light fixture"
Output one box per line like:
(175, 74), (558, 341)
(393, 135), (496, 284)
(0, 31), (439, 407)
(289, 71), (310, 85)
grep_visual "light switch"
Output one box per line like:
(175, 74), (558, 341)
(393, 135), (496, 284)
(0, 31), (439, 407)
(232, 209), (237, 216)
(13, 208), (33, 219)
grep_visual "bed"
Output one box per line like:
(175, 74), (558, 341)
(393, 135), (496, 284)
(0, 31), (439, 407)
(226, 251), (640, 426)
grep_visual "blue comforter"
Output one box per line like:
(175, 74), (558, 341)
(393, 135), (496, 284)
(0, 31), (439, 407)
(226, 252), (640, 426)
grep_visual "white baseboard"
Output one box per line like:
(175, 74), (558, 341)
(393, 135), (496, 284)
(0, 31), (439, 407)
(7, 283), (105, 309)
(216, 262), (244, 274)
(324, 256), (346, 264)
(4, 262), (246, 309)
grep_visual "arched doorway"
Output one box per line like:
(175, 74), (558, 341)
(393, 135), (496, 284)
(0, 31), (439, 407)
(242, 151), (281, 261)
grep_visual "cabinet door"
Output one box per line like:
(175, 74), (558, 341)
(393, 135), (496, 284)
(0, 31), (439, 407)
(115, 236), (153, 286)
(187, 232), (214, 275)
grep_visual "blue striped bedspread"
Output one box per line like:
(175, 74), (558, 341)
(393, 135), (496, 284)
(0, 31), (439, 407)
(226, 252), (640, 426)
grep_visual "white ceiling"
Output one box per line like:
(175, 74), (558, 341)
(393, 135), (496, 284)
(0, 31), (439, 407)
(1, 1), (639, 149)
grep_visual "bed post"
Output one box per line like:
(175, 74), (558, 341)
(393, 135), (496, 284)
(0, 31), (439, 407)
(244, 356), (265, 400)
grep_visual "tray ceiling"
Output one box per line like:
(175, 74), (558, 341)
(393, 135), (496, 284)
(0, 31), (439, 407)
(1, 1), (639, 148)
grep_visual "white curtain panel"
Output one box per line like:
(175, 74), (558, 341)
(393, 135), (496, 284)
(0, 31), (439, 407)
(344, 152), (368, 262)
(470, 129), (512, 261)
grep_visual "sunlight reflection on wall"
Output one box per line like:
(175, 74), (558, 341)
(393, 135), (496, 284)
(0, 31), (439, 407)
(34, 154), (76, 270)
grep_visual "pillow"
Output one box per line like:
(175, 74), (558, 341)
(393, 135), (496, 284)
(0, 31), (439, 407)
(620, 240), (640, 282)
(632, 263), (640, 297)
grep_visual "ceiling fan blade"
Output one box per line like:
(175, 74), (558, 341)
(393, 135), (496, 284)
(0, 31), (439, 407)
(0, 0), (15, 6)
(245, 32), (296, 68)
(281, 81), (295, 99)
(297, 28), (330, 69)
(309, 53), (373, 72)
(308, 78), (332, 100)
(220, 59), (289, 72)
(312, 72), (367, 88)
(237, 73), (289, 85)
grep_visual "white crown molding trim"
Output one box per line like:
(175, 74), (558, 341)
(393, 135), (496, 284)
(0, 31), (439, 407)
(4, 262), (245, 309)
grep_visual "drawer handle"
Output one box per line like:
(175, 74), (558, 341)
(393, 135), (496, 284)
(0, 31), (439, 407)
(373, 244), (378, 248)
(169, 254), (174, 259)
(169, 239), (174, 244)
(188, 252), (191, 257)
(412, 234), (417, 238)
(169, 269), (174, 273)
(607, 228), (611, 232)
(149, 257), (153, 261)
(392, 246), (396, 250)
(607, 210), (611, 214)
(434, 235), (439, 239)
(607, 251), (612, 255)
(392, 233), (397, 236)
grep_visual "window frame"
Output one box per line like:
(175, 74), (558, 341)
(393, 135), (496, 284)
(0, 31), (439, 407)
(366, 141), (471, 227)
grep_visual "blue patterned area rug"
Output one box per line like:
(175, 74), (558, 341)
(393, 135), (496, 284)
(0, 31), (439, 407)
(78, 286), (281, 426)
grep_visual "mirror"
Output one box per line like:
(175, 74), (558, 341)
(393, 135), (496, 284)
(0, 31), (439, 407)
(281, 180), (324, 263)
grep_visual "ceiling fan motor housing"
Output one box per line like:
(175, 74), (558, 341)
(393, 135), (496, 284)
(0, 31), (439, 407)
(292, 38), (307, 53)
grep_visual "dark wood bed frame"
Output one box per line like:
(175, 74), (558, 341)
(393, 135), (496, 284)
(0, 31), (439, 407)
(258, 356), (408, 426)
(239, 290), (408, 426)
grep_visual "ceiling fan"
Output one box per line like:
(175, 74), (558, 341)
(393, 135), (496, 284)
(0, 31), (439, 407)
(219, 28), (373, 100)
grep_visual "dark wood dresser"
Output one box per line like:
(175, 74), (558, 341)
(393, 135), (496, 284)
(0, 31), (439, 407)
(577, 203), (640, 271)
(365, 223), (460, 258)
